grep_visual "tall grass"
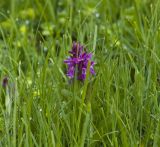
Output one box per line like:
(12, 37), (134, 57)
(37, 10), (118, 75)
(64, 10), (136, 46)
(0, 0), (160, 146)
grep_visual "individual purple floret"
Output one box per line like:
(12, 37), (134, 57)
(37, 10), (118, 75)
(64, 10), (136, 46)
(64, 42), (95, 81)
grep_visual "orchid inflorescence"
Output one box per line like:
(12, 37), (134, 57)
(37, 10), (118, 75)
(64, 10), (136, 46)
(2, 77), (8, 88)
(64, 42), (95, 81)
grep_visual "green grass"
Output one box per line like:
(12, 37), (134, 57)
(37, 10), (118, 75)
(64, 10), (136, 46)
(0, 0), (160, 146)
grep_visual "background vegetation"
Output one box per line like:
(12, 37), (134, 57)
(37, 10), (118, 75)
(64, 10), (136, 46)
(0, 0), (160, 146)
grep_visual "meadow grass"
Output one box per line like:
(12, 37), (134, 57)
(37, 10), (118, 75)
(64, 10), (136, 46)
(0, 0), (160, 146)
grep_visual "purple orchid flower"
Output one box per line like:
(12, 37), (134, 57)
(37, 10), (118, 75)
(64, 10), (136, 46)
(64, 42), (95, 81)
(2, 77), (8, 88)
